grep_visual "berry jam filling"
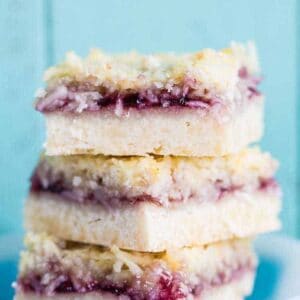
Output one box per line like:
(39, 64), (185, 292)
(16, 261), (254, 299)
(30, 164), (159, 208)
(30, 162), (279, 208)
(35, 67), (261, 113)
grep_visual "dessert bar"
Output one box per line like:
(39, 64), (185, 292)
(25, 148), (281, 251)
(15, 233), (257, 300)
(36, 42), (263, 156)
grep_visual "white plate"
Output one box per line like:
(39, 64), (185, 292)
(1, 233), (300, 300)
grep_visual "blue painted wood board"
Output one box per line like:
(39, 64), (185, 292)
(0, 0), (45, 234)
(0, 0), (298, 236)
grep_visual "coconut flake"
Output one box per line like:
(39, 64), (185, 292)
(35, 85), (68, 112)
(186, 101), (210, 109)
(72, 176), (82, 187)
(111, 246), (143, 275)
(115, 97), (124, 117)
(35, 88), (47, 98)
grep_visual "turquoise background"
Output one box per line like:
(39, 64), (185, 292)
(0, 0), (299, 237)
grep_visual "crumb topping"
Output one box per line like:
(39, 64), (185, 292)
(30, 148), (279, 207)
(35, 42), (261, 116)
(17, 233), (256, 298)
(43, 42), (259, 93)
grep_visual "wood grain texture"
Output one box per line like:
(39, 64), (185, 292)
(0, 0), (298, 236)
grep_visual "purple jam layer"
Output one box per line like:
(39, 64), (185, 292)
(30, 164), (157, 208)
(35, 67), (261, 113)
(30, 162), (279, 209)
(16, 260), (254, 299)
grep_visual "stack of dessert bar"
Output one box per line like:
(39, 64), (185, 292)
(14, 42), (281, 300)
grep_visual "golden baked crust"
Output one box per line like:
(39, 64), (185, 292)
(16, 233), (256, 299)
(35, 147), (278, 206)
(43, 42), (259, 96)
(19, 232), (256, 284)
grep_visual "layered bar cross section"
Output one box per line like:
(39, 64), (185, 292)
(14, 233), (257, 300)
(25, 148), (281, 252)
(36, 42), (263, 156)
